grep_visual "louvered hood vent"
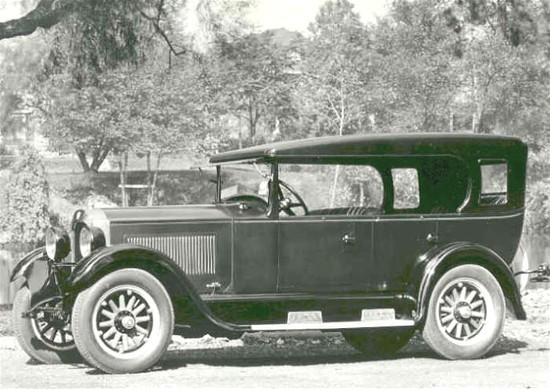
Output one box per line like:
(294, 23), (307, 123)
(125, 234), (216, 275)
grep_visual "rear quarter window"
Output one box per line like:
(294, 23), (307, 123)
(392, 168), (420, 209)
(480, 162), (508, 205)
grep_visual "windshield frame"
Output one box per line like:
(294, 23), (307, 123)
(214, 161), (278, 218)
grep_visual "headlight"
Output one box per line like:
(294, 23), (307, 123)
(78, 225), (106, 258)
(45, 227), (70, 261)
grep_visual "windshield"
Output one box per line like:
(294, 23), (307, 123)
(218, 163), (271, 203)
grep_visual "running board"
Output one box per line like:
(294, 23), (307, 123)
(250, 319), (415, 331)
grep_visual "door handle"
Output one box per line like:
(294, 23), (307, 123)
(342, 233), (356, 245)
(426, 233), (438, 244)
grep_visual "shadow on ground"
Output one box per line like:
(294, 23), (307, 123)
(78, 330), (540, 375)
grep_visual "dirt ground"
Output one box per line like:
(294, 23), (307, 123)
(0, 289), (549, 389)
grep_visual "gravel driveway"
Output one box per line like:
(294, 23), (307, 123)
(1, 290), (548, 389)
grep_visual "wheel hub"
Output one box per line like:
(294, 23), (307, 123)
(455, 303), (473, 321)
(437, 280), (487, 341)
(93, 286), (153, 354)
(116, 312), (136, 331)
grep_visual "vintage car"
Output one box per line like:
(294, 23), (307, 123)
(10, 133), (535, 373)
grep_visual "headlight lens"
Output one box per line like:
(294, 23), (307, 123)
(45, 227), (70, 261)
(78, 225), (105, 258)
(79, 226), (93, 258)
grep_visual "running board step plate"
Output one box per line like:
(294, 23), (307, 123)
(250, 319), (415, 331)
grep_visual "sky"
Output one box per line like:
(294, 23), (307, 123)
(250, 0), (391, 32)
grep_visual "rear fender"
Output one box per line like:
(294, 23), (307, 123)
(66, 244), (246, 333)
(409, 242), (526, 325)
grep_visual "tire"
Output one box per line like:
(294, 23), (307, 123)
(343, 328), (414, 356)
(72, 269), (174, 374)
(422, 264), (505, 359)
(12, 286), (80, 364)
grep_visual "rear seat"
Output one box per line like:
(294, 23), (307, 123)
(307, 207), (382, 216)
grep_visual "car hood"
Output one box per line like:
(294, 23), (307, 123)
(86, 204), (232, 225)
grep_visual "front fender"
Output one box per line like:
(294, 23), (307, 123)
(66, 244), (247, 333)
(409, 242), (526, 324)
(9, 247), (46, 283)
(9, 247), (63, 309)
(10, 247), (51, 297)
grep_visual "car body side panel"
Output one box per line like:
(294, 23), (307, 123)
(231, 219), (278, 294)
(436, 212), (524, 264)
(277, 217), (373, 293)
(372, 217), (436, 291)
(109, 221), (232, 294)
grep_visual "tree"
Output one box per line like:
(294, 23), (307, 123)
(297, 0), (371, 138)
(0, 0), (186, 56)
(128, 59), (209, 205)
(42, 71), (136, 173)
(0, 148), (50, 249)
(369, 0), (460, 133)
(295, 0), (372, 205)
(210, 31), (297, 142)
(3, 0), (252, 173)
(441, 0), (542, 47)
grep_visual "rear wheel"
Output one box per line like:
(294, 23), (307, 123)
(422, 264), (505, 359)
(12, 286), (80, 364)
(343, 328), (414, 356)
(72, 269), (174, 374)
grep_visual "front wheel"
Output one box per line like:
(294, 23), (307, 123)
(422, 264), (505, 359)
(343, 328), (414, 356)
(72, 269), (174, 374)
(12, 286), (80, 364)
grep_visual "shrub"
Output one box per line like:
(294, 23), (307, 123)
(0, 148), (50, 249)
(525, 177), (550, 236)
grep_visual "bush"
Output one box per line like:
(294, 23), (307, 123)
(0, 148), (50, 249)
(525, 177), (550, 236)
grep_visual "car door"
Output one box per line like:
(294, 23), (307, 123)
(275, 163), (383, 294)
(277, 215), (374, 293)
(371, 216), (436, 291)
(370, 167), (437, 291)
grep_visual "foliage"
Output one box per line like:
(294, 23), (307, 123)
(525, 177), (550, 235)
(377, 0), (460, 132)
(296, 0), (371, 137)
(209, 31), (298, 140)
(0, 148), (49, 248)
(0, 0), (549, 233)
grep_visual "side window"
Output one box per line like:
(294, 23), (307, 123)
(392, 168), (420, 209)
(332, 165), (384, 210)
(480, 162), (507, 205)
(277, 164), (384, 214)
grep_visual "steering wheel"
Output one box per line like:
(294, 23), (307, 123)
(277, 180), (308, 216)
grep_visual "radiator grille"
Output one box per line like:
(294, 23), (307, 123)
(125, 234), (216, 275)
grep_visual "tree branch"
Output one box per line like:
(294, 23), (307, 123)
(0, 0), (76, 41)
(138, 8), (187, 56)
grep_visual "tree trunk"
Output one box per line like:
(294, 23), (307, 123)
(449, 111), (455, 132)
(329, 164), (341, 207)
(148, 153), (162, 206)
(90, 147), (110, 172)
(329, 89), (345, 207)
(118, 153), (129, 207)
(76, 149), (91, 172)
(146, 151), (153, 206)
